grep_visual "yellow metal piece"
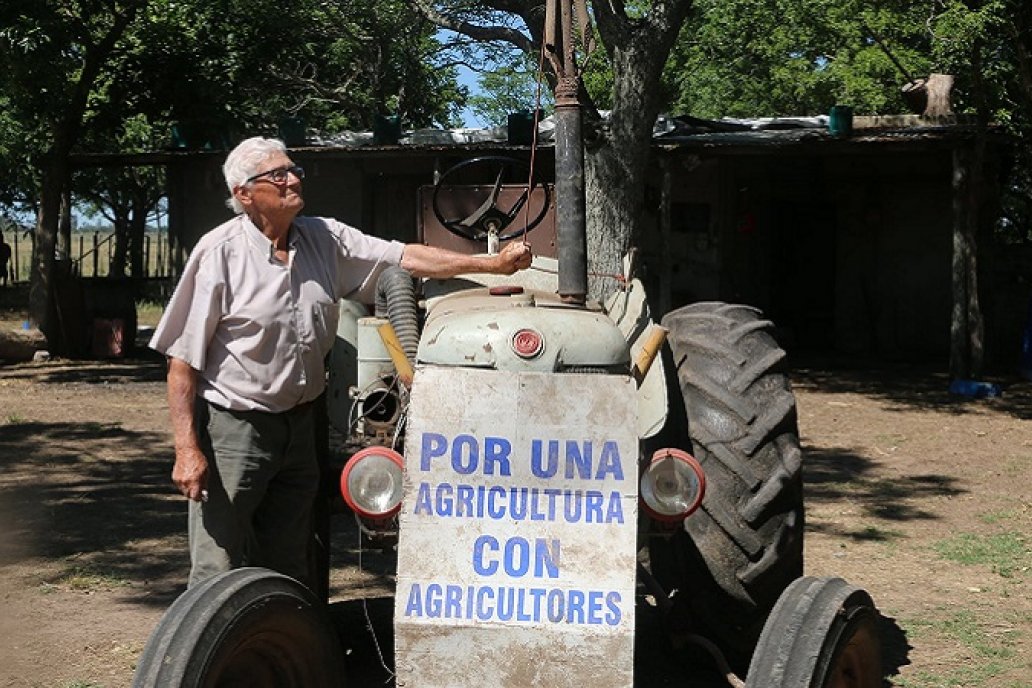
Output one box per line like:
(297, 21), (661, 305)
(632, 325), (669, 385)
(377, 321), (415, 388)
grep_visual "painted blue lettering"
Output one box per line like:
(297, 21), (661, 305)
(605, 591), (622, 625)
(566, 590), (586, 624)
(451, 434), (478, 474)
(606, 491), (625, 524)
(472, 535), (499, 575)
(530, 489), (545, 521)
(496, 587), (515, 621)
(585, 491), (604, 522)
(596, 441), (624, 480)
(419, 433), (447, 471)
(587, 590), (603, 624)
(528, 588), (546, 622)
(510, 487), (528, 519)
(531, 439), (559, 478)
(476, 586), (494, 620)
(535, 539), (560, 578)
(404, 583), (423, 617)
(455, 484), (474, 517)
(503, 537), (530, 577)
(544, 488), (561, 520)
(565, 440), (592, 479)
(563, 490), (582, 521)
(483, 437), (512, 475)
(425, 583), (443, 618)
(546, 588), (565, 622)
(413, 482), (432, 514)
(435, 483), (453, 516)
(487, 486), (505, 519)
(516, 588), (532, 621)
(444, 585), (462, 618)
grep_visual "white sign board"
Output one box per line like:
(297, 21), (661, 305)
(395, 367), (639, 688)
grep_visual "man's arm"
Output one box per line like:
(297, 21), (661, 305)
(399, 241), (532, 279)
(167, 357), (208, 501)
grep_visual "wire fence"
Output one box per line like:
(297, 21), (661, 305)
(1, 229), (173, 283)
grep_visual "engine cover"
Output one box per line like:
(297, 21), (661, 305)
(418, 288), (630, 372)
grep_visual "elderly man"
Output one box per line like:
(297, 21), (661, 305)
(151, 136), (531, 588)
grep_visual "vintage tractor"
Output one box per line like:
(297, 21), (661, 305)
(132, 6), (882, 687)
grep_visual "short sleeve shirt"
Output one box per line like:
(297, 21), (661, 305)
(150, 214), (405, 412)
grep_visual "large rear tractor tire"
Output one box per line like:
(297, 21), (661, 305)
(747, 576), (883, 687)
(654, 302), (804, 669)
(132, 568), (346, 688)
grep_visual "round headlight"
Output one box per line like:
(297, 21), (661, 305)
(640, 448), (706, 522)
(340, 447), (405, 519)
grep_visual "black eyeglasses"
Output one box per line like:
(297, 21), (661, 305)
(245, 165), (305, 185)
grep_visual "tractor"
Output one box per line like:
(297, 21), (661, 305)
(131, 5), (883, 687)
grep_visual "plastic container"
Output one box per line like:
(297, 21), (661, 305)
(948, 379), (1002, 399)
(828, 105), (853, 137)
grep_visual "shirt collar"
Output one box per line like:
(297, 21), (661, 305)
(240, 214), (299, 262)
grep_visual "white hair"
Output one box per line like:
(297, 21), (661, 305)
(222, 137), (287, 214)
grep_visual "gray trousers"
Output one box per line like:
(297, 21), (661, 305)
(188, 399), (319, 589)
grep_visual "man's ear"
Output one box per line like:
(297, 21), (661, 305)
(233, 185), (252, 209)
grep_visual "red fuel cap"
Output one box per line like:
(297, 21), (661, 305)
(511, 328), (544, 358)
(489, 285), (525, 296)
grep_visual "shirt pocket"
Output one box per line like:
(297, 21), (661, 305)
(310, 298), (339, 357)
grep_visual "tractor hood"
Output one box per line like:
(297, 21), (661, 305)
(418, 287), (630, 372)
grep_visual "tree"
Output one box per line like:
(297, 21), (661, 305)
(0, 0), (143, 346)
(418, 1), (695, 299)
(0, 0), (466, 350)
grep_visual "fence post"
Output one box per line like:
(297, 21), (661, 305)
(93, 232), (99, 277)
(144, 234), (150, 278)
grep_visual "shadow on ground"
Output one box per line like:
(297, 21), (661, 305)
(790, 357), (1032, 421)
(0, 356), (187, 608)
(803, 444), (967, 540)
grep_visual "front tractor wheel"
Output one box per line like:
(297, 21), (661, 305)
(653, 302), (804, 668)
(132, 568), (346, 688)
(747, 576), (883, 687)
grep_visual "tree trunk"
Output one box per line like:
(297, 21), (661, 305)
(585, 2), (692, 302)
(924, 73), (955, 117)
(129, 199), (148, 278)
(111, 210), (130, 278)
(29, 154), (66, 340)
(951, 143), (985, 379)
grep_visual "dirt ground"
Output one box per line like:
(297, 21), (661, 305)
(0, 328), (1029, 687)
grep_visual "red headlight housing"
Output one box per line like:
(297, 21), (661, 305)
(340, 447), (405, 519)
(640, 448), (706, 522)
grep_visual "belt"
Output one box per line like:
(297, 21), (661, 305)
(203, 398), (316, 417)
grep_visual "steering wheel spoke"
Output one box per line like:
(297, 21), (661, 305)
(431, 156), (550, 243)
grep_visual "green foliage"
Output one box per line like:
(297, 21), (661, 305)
(665, 0), (934, 118)
(468, 54), (553, 127)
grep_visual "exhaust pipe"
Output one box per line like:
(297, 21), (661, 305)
(555, 99), (588, 305)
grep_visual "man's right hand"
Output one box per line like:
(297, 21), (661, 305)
(173, 446), (209, 501)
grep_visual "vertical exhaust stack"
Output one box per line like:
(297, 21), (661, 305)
(555, 91), (588, 305)
(549, 0), (588, 305)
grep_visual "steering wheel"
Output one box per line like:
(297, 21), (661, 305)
(431, 156), (551, 242)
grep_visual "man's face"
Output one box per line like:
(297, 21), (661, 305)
(235, 152), (305, 219)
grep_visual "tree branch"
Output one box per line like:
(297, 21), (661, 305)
(412, 0), (535, 53)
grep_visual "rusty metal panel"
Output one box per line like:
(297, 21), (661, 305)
(396, 367), (639, 688)
(418, 185), (558, 258)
